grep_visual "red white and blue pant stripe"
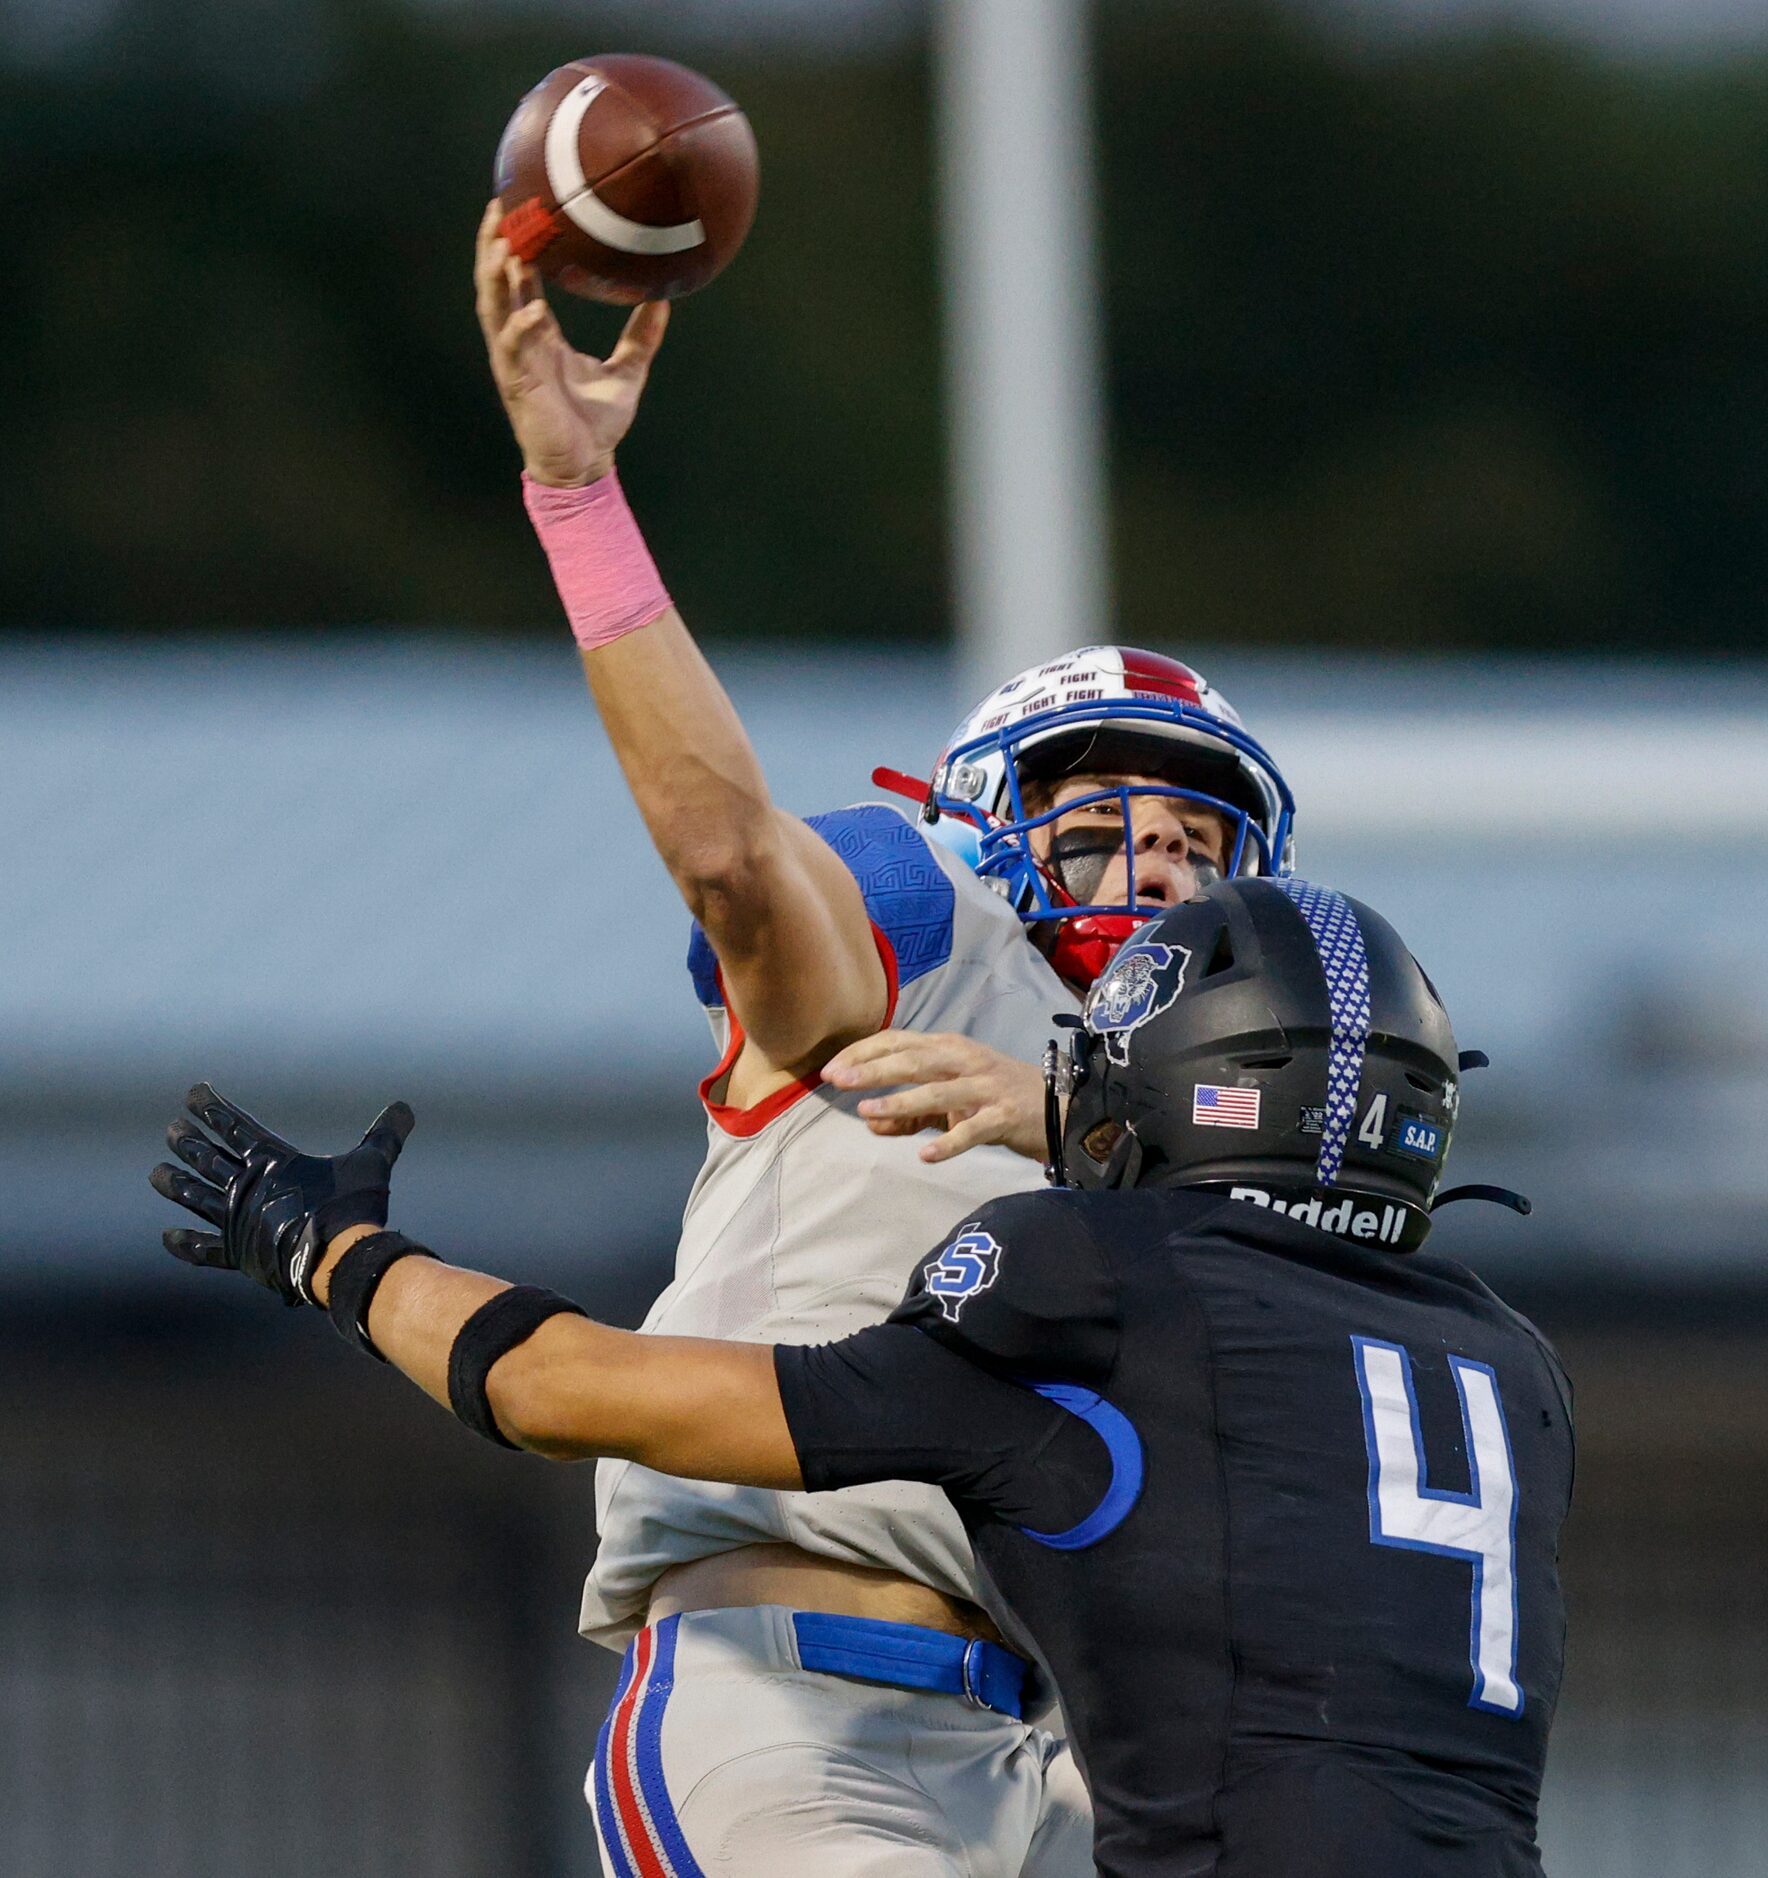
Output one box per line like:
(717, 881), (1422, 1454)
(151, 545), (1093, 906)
(592, 1616), (708, 1878)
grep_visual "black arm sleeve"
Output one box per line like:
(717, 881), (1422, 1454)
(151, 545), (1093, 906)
(774, 1323), (1114, 1536)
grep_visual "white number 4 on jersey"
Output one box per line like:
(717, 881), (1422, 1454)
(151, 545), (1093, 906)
(1351, 1336), (1524, 1716)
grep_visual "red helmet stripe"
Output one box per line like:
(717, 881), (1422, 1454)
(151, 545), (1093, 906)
(1118, 648), (1204, 705)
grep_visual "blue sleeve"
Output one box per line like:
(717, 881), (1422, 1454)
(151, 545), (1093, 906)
(685, 804), (956, 1009)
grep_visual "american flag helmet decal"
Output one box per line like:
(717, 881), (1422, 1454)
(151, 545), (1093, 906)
(1276, 880), (1371, 1185)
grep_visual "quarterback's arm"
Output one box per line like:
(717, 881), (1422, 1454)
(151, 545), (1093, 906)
(580, 622), (887, 1071)
(475, 206), (885, 1074)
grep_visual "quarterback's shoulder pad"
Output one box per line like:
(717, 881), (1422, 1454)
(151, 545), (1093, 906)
(891, 1190), (1119, 1388)
(687, 802), (955, 1008)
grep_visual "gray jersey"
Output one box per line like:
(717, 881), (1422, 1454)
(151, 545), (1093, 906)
(580, 803), (1079, 1648)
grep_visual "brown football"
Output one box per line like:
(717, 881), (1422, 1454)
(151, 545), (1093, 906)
(494, 54), (759, 304)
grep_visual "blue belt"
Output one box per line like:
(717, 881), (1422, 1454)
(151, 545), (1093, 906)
(791, 1611), (1028, 1720)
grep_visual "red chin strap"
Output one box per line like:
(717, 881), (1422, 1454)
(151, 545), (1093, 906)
(1046, 913), (1148, 990)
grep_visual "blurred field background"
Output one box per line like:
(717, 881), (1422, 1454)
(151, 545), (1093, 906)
(2, 1), (1766, 1874)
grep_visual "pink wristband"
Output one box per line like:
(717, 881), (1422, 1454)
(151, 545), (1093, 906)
(522, 469), (673, 650)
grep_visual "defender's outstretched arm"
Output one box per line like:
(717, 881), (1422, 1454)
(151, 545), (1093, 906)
(321, 1224), (803, 1484)
(150, 1084), (804, 1484)
(149, 1087), (1089, 1518)
(474, 205), (885, 1076)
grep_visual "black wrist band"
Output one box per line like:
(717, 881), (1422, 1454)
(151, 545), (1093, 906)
(447, 1285), (587, 1448)
(325, 1231), (434, 1361)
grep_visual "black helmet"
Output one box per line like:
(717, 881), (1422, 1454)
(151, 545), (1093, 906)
(1051, 878), (1491, 1252)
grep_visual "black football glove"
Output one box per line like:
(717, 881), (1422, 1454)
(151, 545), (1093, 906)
(149, 1083), (415, 1305)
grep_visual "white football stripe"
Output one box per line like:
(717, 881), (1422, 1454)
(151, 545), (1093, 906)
(543, 75), (707, 257)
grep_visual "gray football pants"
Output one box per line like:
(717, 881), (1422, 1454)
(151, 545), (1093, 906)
(586, 1606), (1093, 1877)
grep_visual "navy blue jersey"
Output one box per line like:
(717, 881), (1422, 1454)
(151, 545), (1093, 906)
(774, 1187), (1573, 1878)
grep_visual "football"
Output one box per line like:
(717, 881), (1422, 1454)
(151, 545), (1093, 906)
(494, 54), (760, 304)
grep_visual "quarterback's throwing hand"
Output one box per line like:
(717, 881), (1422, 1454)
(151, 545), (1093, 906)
(149, 1085), (414, 1305)
(821, 1031), (1046, 1165)
(474, 199), (669, 489)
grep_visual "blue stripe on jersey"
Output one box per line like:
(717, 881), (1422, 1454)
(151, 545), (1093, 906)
(687, 804), (956, 1008)
(1019, 1381), (1145, 1551)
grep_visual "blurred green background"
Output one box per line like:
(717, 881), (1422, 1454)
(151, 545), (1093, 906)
(5, 0), (1766, 651)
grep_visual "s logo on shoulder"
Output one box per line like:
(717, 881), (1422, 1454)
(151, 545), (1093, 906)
(1084, 939), (1193, 1067)
(924, 1226), (1004, 1323)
